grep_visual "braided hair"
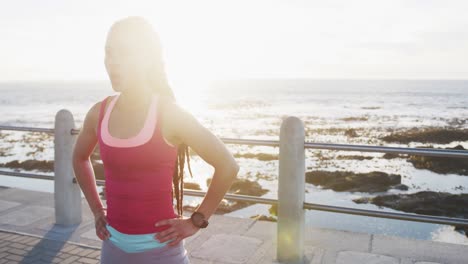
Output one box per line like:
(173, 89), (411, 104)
(172, 143), (194, 217)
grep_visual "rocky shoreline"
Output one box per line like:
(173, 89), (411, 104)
(380, 127), (468, 144)
(0, 126), (467, 225)
(407, 145), (468, 175)
(353, 191), (468, 237)
(305, 170), (408, 193)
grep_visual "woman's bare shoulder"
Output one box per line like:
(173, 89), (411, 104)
(160, 99), (195, 126)
(159, 98), (202, 141)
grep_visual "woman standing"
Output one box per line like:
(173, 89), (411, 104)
(72, 16), (240, 263)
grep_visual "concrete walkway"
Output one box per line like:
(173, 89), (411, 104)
(0, 229), (100, 263)
(0, 185), (466, 264)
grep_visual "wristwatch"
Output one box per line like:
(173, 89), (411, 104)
(190, 211), (209, 228)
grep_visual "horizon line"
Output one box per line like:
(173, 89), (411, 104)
(1, 77), (468, 83)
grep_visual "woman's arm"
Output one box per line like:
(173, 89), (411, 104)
(71, 102), (105, 217)
(168, 102), (240, 221)
(154, 100), (240, 246)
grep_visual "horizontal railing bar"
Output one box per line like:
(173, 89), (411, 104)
(3, 126), (466, 158)
(0, 170), (54, 181)
(304, 202), (468, 227)
(184, 190), (279, 205)
(304, 142), (468, 158)
(220, 137), (280, 147)
(0, 125), (55, 134)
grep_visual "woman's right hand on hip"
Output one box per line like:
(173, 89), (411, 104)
(94, 208), (111, 240)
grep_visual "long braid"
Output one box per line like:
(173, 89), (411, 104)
(173, 143), (193, 217)
(172, 154), (178, 214)
(177, 144), (184, 216)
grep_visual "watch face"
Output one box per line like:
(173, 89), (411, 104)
(192, 212), (208, 228)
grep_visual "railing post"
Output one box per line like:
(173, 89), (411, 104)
(54, 109), (82, 225)
(278, 116), (305, 264)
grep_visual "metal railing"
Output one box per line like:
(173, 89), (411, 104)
(1, 112), (468, 263)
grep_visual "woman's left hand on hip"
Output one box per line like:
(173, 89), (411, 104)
(154, 216), (200, 246)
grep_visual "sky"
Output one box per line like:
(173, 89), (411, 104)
(1, 0), (468, 83)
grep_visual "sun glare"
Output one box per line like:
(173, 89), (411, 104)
(138, 1), (260, 102)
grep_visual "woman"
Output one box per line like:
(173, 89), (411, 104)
(72, 16), (240, 264)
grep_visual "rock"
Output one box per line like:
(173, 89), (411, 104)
(336, 155), (373, 160)
(361, 106), (380, 110)
(207, 177), (269, 197)
(382, 153), (407, 159)
(184, 182), (201, 190)
(447, 118), (468, 127)
(341, 117), (369, 122)
(305, 170), (408, 193)
(239, 204), (280, 222)
(194, 178), (270, 214)
(455, 226), (467, 236)
(1, 159), (54, 172)
(380, 127), (468, 144)
(392, 184), (409, 191)
(269, 204), (277, 216)
(0, 131), (8, 139)
(345, 128), (359, 137)
(0, 145), (13, 157)
(353, 191), (468, 237)
(250, 214), (277, 222)
(251, 171), (275, 181)
(406, 145), (468, 176)
(183, 200), (253, 215)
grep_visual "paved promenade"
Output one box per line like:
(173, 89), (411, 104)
(0, 185), (467, 263)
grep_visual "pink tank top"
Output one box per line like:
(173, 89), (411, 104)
(98, 92), (179, 234)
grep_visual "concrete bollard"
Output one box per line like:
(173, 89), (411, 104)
(278, 116), (306, 264)
(54, 109), (82, 225)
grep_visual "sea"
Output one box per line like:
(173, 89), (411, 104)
(0, 79), (467, 245)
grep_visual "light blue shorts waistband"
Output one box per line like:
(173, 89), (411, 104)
(105, 223), (175, 253)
